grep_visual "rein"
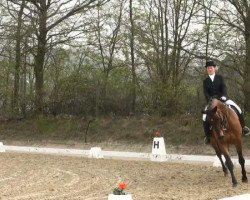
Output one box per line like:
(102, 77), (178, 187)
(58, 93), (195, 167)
(210, 101), (229, 137)
(222, 103), (229, 130)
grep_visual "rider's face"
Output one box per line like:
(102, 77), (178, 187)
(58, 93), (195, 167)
(206, 66), (216, 75)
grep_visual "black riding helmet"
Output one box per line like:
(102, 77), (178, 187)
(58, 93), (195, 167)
(204, 60), (216, 68)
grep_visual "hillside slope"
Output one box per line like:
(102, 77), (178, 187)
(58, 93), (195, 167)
(0, 115), (250, 156)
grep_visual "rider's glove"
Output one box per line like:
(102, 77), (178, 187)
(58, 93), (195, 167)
(220, 96), (227, 102)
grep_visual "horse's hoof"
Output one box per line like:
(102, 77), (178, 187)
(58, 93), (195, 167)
(224, 170), (228, 177)
(242, 177), (248, 183)
(232, 182), (238, 187)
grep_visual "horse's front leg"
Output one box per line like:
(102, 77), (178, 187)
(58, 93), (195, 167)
(223, 153), (238, 187)
(217, 153), (228, 177)
(213, 147), (228, 176)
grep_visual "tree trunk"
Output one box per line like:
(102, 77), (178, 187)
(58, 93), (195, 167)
(129, 0), (136, 113)
(13, 0), (25, 115)
(244, 9), (250, 113)
(34, 2), (47, 114)
(20, 37), (28, 117)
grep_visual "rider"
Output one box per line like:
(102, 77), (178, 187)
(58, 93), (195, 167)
(202, 60), (250, 144)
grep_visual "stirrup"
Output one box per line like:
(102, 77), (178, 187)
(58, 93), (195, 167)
(243, 126), (250, 136)
(204, 136), (210, 145)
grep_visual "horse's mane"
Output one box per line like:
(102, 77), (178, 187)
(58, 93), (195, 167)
(210, 99), (227, 114)
(207, 98), (222, 109)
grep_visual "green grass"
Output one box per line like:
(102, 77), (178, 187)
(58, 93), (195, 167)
(0, 114), (205, 146)
(1, 114), (250, 156)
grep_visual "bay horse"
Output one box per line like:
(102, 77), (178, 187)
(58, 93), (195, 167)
(203, 98), (248, 187)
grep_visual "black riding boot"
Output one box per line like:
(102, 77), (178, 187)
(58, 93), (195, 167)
(238, 113), (250, 136)
(203, 121), (211, 144)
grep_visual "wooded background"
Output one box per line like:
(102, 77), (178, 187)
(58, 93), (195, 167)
(0, 0), (250, 118)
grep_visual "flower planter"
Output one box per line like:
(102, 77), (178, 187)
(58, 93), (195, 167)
(108, 194), (133, 200)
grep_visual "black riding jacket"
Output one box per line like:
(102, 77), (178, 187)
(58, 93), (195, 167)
(203, 74), (228, 103)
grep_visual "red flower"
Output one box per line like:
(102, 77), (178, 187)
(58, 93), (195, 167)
(113, 182), (128, 195)
(118, 182), (128, 190)
(154, 131), (161, 137)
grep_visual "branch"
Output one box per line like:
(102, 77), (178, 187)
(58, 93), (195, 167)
(47, 0), (110, 31)
(197, 1), (245, 34)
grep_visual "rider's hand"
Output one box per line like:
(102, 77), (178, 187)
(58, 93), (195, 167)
(220, 96), (227, 102)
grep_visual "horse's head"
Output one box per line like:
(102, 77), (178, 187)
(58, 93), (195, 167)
(202, 98), (227, 138)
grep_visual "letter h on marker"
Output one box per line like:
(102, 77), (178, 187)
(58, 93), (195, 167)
(153, 141), (160, 149)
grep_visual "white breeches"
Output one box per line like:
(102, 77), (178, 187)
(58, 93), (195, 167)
(202, 99), (242, 121)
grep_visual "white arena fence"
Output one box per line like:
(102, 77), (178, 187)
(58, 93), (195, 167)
(1, 143), (250, 167)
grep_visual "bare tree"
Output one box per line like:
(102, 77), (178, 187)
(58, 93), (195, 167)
(9, 0), (26, 115)
(129, 0), (136, 113)
(202, 0), (213, 59)
(200, 0), (250, 112)
(10, 0), (110, 115)
(94, 0), (125, 113)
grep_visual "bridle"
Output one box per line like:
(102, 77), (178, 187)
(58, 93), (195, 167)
(209, 101), (229, 139)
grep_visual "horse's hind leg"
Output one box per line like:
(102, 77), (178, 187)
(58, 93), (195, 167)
(239, 153), (248, 183)
(235, 143), (248, 183)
